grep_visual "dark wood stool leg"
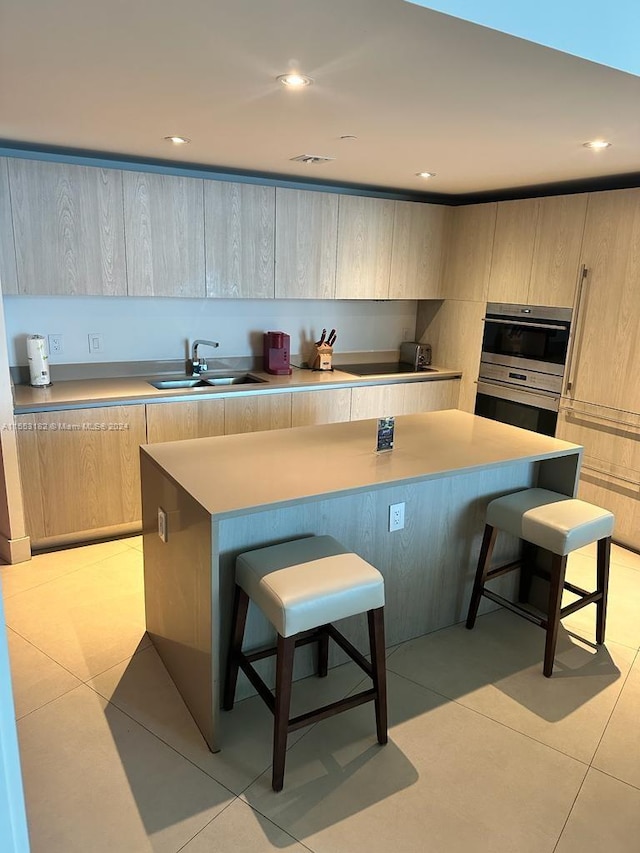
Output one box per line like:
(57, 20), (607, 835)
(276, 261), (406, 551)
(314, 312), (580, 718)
(543, 554), (568, 677)
(466, 524), (498, 629)
(317, 627), (329, 678)
(272, 634), (296, 792)
(518, 541), (536, 603)
(223, 585), (250, 711)
(368, 607), (388, 745)
(596, 536), (611, 645)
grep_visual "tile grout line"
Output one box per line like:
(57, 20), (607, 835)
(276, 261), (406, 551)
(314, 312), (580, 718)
(551, 764), (591, 853)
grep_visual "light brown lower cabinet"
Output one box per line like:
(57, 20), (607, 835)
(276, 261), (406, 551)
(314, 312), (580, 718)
(291, 388), (352, 426)
(15, 405), (146, 546)
(146, 399), (225, 443)
(224, 393), (292, 435)
(556, 402), (640, 549)
(350, 379), (460, 421)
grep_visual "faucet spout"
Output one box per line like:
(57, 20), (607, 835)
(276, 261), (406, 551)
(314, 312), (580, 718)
(190, 339), (219, 375)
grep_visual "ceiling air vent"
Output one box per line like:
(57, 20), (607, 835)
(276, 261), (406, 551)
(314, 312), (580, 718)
(290, 154), (335, 164)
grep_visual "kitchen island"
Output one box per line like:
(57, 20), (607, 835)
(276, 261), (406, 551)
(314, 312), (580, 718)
(140, 410), (582, 750)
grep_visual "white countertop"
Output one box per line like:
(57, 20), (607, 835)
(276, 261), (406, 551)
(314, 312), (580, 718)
(141, 410), (582, 519)
(13, 365), (462, 414)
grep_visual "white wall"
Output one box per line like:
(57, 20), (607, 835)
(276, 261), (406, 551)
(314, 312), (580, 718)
(3, 297), (418, 366)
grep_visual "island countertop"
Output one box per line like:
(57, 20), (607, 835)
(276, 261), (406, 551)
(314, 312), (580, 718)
(141, 410), (583, 519)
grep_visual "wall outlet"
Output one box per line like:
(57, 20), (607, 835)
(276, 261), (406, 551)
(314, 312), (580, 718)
(157, 506), (168, 543)
(402, 327), (411, 341)
(88, 332), (103, 353)
(48, 334), (63, 355)
(389, 502), (405, 532)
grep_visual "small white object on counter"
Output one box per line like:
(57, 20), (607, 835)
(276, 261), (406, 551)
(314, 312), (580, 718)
(27, 335), (51, 387)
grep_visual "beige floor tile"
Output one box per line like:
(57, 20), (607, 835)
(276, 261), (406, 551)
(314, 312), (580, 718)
(7, 628), (82, 718)
(593, 652), (640, 789)
(555, 768), (640, 853)
(18, 683), (234, 853)
(181, 799), (312, 852)
(386, 610), (635, 764)
(243, 672), (587, 853)
(610, 543), (640, 573)
(89, 644), (367, 795)
(4, 548), (150, 680)
(125, 535), (144, 551)
(563, 554), (640, 650)
(0, 537), (133, 599)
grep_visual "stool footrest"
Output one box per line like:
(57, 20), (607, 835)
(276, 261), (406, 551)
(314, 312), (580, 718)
(326, 624), (373, 678)
(560, 590), (602, 619)
(485, 559), (522, 582)
(289, 688), (377, 733)
(482, 589), (546, 629)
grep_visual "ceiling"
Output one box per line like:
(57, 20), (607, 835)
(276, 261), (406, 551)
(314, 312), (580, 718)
(1, 0), (639, 198)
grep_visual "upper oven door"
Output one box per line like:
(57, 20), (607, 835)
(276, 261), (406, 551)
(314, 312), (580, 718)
(481, 303), (572, 375)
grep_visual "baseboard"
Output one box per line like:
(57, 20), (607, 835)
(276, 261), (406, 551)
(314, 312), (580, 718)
(0, 534), (31, 564)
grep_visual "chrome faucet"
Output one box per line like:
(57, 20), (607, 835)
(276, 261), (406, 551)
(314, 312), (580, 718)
(190, 339), (219, 375)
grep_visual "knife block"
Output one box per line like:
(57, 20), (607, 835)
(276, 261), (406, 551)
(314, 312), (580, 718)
(312, 343), (333, 371)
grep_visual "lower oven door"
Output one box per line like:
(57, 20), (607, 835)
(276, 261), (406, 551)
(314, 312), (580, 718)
(474, 380), (560, 436)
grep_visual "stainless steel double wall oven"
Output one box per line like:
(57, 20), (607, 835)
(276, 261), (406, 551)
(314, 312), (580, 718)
(475, 303), (572, 436)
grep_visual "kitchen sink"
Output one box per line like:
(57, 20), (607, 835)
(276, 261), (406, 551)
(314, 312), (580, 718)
(148, 373), (266, 390)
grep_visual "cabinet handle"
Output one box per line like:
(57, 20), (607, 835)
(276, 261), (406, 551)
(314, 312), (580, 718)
(581, 458), (640, 488)
(563, 265), (588, 396)
(562, 403), (640, 433)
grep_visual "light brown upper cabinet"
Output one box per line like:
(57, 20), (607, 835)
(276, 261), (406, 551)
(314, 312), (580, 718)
(441, 202), (496, 302)
(487, 194), (587, 308)
(123, 171), (205, 297)
(335, 196), (395, 299)
(566, 188), (640, 413)
(205, 181), (275, 298)
(529, 193), (588, 308)
(487, 198), (539, 304)
(8, 158), (126, 296)
(0, 158), (18, 295)
(275, 188), (338, 299)
(389, 201), (449, 299)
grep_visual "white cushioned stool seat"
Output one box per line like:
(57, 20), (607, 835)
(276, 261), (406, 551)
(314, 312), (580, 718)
(236, 535), (385, 637)
(487, 488), (615, 555)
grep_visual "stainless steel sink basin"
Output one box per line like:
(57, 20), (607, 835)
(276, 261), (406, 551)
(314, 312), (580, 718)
(148, 373), (266, 390)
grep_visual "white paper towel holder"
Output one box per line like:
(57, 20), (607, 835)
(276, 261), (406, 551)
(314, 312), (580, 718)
(27, 334), (52, 388)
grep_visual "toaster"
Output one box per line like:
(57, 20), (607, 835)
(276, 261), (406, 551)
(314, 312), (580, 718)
(400, 341), (432, 371)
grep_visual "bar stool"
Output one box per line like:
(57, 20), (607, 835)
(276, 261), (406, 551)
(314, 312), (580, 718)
(223, 534), (387, 791)
(466, 488), (614, 677)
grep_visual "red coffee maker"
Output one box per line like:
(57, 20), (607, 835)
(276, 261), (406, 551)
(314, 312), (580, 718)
(263, 331), (292, 375)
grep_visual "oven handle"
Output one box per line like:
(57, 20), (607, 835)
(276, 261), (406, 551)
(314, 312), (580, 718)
(476, 379), (560, 412)
(482, 318), (567, 331)
(563, 265), (589, 395)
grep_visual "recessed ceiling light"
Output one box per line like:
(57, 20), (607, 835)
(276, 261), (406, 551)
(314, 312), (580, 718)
(582, 140), (611, 150)
(164, 136), (191, 145)
(277, 72), (313, 88)
(416, 171), (436, 179)
(340, 135), (358, 140)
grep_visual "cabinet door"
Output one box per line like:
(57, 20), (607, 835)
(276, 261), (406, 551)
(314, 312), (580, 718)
(291, 388), (352, 426)
(146, 399), (225, 442)
(225, 393), (291, 434)
(205, 181), (275, 298)
(0, 158), (18, 295)
(275, 188), (338, 298)
(529, 193), (588, 308)
(569, 188), (640, 412)
(442, 202), (496, 302)
(123, 171), (205, 297)
(14, 414), (45, 541)
(335, 196), (395, 299)
(556, 403), (640, 549)
(8, 159), (126, 295)
(389, 201), (448, 299)
(403, 380), (460, 414)
(487, 198), (539, 304)
(15, 405), (146, 541)
(350, 385), (408, 421)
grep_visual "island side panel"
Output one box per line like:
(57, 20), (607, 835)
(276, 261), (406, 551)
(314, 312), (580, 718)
(140, 452), (217, 749)
(217, 460), (537, 701)
(536, 450), (582, 497)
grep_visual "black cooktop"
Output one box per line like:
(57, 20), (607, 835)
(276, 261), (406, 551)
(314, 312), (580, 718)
(338, 362), (429, 376)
